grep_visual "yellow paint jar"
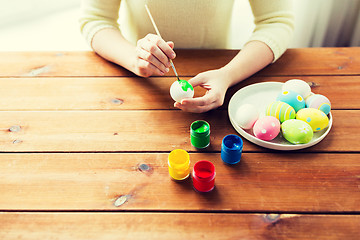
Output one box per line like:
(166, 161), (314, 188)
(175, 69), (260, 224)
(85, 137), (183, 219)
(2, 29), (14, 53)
(168, 149), (190, 180)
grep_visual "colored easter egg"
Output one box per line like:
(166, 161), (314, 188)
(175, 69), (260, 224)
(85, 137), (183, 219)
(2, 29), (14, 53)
(281, 119), (313, 144)
(266, 101), (296, 123)
(170, 80), (194, 102)
(306, 94), (331, 115)
(253, 116), (280, 141)
(277, 90), (305, 112)
(282, 79), (311, 98)
(296, 108), (329, 132)
(235, 104), (259, 129)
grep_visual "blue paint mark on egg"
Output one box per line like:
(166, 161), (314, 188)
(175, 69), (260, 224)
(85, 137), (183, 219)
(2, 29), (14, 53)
(306, 117), (311, 123)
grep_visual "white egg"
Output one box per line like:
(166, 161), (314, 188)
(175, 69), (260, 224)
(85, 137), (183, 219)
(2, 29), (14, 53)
(282, 79), (311, 99)
(170, 80), (194, 102)
(305, 92), (315, 101)
(235, 103), (259, 129)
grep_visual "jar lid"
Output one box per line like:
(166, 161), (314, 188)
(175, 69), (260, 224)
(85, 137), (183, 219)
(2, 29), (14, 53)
(168, 149), (190, 170)
(193, 160), (215, 182)
(222, 134), (243, 152)
(190, 120), (210, 137)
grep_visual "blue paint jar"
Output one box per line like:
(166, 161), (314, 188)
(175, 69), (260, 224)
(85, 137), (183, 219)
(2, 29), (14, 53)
(221, 134), (243, 165)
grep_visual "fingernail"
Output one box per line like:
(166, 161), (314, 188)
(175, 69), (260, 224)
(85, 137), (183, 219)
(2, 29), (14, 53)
(171, 52), (176, 59)
(165, 68), (169, 73)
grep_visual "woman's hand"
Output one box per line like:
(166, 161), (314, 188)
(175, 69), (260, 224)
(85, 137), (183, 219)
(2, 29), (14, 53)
(174, 69), (231, 113)
(134, 33), (176, 77)
(174, 41), (274, 113)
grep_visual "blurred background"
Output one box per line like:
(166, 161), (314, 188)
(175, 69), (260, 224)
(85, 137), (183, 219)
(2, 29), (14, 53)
(0, 0), (359, 51)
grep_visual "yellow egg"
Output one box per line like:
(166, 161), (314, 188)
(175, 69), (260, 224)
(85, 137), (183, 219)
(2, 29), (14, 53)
(296, 108), (329, 132)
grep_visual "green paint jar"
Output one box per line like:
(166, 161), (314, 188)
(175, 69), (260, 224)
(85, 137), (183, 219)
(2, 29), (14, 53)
(190, 120), (210, 149)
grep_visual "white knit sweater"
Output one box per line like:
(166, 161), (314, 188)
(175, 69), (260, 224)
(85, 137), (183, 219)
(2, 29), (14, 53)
(79, 0), (294, 61)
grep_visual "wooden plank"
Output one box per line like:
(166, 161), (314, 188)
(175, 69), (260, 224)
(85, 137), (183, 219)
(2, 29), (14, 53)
(177, 47), (360, 77)
(261, 47), (360, 76)
(0, 109), (351, 152)
(0, 110), (357, 152)
(1, 213), (359, 240)
(0, 76), (206, 111)
(0, 52), (132, 77)
(0, 76), (358, 111)
(0, 153), (359, 211)
(0, 48), (359, 77)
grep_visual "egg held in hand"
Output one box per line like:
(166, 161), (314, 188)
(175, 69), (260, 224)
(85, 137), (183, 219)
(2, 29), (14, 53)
(170, 80), (194, 102)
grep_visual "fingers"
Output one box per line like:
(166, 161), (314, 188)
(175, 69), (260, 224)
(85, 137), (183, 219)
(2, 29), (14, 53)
(167, 41), (175, 49)
(136, 58), (165, 77)
(145, 34), (176, 60)
(136, 46), (169, 75)
(188, 72), (211, 89)
(136, 34), (176, 76)
(174, 94), (221, 113)
(174, 73), (213, 112)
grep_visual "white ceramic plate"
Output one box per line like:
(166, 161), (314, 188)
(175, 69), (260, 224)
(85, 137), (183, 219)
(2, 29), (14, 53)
(228, 82), (332, 150)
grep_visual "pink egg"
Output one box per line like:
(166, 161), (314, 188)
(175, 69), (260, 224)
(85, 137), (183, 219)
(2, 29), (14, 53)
(253, 116), (281, 141)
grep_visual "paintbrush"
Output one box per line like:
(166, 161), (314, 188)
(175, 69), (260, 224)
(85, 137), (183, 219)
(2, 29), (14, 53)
(145, 4), (180, 81)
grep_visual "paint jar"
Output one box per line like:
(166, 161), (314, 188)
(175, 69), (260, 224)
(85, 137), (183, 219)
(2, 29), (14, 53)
(168, 149), (190, 180)
(190, 120), (210, 149)
(192, 160), (215, 192)
(221, 134), (243, 165)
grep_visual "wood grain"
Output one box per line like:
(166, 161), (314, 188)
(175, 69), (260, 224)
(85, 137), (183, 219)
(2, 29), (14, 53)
(0, 52), (131, 77)
(0, 110), (356, 152)
(0, 48), (359, 239)
(1, 213), (359, 240)
(0, 75), (358, 111)
(0, 48), (359, 77)
(0, 153), (359, 211)
(260, 47), (360, 76)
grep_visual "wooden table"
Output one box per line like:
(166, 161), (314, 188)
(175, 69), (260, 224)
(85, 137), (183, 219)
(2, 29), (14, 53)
(0, 48), (359, 239)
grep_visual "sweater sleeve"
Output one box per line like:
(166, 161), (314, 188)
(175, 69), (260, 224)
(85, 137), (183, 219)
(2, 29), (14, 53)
(247, 0), (294, 62)
(79, 0), (122, 47)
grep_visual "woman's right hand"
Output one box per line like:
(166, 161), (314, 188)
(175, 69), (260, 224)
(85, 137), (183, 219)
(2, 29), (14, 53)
(134, 33), (176, 77)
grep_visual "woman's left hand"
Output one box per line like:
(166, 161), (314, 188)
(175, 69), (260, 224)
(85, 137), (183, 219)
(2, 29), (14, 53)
(174, 69), (231, 113)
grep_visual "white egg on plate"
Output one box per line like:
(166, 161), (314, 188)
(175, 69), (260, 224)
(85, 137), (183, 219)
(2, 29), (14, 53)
(235, 103), (259, 129)
(170, 80), (194, 102)
(282, 79), (311, 99)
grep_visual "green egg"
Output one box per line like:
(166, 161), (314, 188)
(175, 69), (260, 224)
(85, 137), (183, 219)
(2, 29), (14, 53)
(281, 119), (313, 144)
